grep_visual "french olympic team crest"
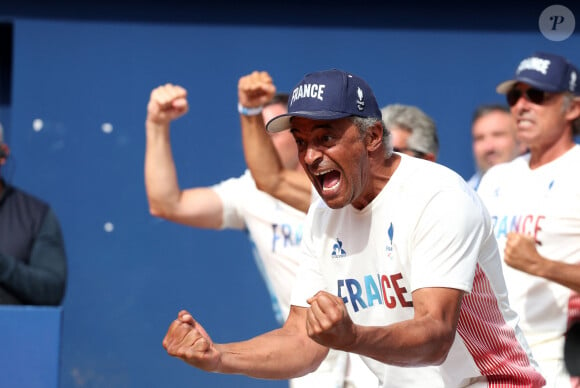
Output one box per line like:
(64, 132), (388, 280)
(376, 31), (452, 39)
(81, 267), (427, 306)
(386, 223), (394, 258)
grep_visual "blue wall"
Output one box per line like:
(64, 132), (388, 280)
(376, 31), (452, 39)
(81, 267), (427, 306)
(0, 2), (579, 387)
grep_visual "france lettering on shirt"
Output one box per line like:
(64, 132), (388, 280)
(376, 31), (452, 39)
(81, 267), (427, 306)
(290, 83), (326, 106)
(271, 223), (302, 252)
(337, 273), (413, 313)
(491, 214), (545, 243)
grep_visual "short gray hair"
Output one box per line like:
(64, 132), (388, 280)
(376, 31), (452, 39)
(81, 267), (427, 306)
(381, 104), (439, 157)
(351, 116), (393, 158)
(562, 93), (580, 136)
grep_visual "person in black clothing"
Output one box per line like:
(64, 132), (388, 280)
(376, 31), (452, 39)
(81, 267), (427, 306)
(0, 125), (67, 305)
(565, 321), (580, 377)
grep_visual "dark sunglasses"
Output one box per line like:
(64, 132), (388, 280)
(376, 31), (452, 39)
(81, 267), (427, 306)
(506, 88), (552, 107)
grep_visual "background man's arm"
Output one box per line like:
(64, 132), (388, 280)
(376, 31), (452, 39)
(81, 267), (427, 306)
(238, 71), (312, 213)
(0, 208), (66, 305)
(505, 232), (580, 293)
(144, 83), (224, 229)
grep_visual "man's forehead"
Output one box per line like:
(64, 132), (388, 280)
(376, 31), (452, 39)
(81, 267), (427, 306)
(513, 81), (551, 92)
(291, 118), (338, 132)
(513, 82), (531, 90)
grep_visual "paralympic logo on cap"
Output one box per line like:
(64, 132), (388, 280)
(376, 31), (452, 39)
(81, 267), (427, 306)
(356, 87), (365, 111)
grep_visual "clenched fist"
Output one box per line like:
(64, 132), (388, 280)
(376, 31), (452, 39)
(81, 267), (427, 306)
(162, 310), (221, 372)
(147, 83), (189, 125)
(504, 232), (545, 276)
(306, 291), (357, 351)
(238, 71), (277, 108)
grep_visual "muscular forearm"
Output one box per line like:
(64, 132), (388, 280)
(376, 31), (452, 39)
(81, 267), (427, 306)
(144, 120), (183, 217)
(536, 257), (580, 293)
(504, 233), (580, 293)
(241, 115), (311, 213)
(167, 308), (329, 379)
(215, 327), (327, 379)
(349, 316), (455, 367)
(241, 114), (285, 193)
(334, 289), (461, 367)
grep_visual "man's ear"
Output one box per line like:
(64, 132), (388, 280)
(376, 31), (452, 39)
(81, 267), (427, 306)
(365, 122), (384, 152)
(566, 97), (580, 121)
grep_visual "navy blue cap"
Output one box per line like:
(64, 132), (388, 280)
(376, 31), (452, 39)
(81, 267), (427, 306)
(497, 52), (579, 95)
(266, 69), (382, 133)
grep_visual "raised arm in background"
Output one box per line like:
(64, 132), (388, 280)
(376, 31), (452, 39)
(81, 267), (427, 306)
(144, 84), (224, 229)
(238, 71), (312, 213)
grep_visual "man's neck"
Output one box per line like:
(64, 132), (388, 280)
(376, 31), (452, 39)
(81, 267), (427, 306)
(528, 136), (575, 169)
(351, 154), (400, 210)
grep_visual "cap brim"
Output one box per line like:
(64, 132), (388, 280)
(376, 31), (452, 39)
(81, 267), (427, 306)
(497, 77), (566, 94)
(266, 111), (352, 133)
(496, 80), (517, 94)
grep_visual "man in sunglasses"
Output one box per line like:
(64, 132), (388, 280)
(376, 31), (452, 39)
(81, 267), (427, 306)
(477, 51), (580, 387)
(381, 104), (439, 162)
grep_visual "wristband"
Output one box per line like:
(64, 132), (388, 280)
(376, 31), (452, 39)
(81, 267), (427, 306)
(238, 103), (263, 116)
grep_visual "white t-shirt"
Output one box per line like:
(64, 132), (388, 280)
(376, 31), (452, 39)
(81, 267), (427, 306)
(291, 155), (544, 388)
(213, 170), (378, 387)
(477, 145), (580, 385)
(213, 170), (306, 324)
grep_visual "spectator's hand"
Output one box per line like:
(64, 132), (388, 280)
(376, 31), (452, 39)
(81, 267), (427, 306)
(504, 232), (545, 276)
(147, 84), (189, 125)
(306, 291), (356, 351)
(162, 310), (220, 372)
(238, 71), (276, 108)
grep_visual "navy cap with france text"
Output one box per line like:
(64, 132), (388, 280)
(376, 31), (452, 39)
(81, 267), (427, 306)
(266, 69), (382, 133)
(496, 52), (579, 95)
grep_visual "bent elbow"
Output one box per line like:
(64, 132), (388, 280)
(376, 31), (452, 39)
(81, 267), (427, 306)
(429, 349), (451, 366)
(295, 347), (328, 377)
(149, 205), (163, 218)
(426, 334), (455, 366)
(254, 178), (277, 196)
(148, 201), (173, 219)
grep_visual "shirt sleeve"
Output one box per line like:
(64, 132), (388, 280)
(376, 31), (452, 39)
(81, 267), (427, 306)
(0, 208), (67, 305)
(211, 171), (250, 230)
(409, 188), (486, 293)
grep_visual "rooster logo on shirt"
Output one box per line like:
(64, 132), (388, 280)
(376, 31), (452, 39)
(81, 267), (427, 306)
(331, 238), (347, 258)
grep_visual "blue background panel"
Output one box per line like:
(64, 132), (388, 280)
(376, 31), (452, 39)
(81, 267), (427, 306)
(0, 306), (62, 388)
